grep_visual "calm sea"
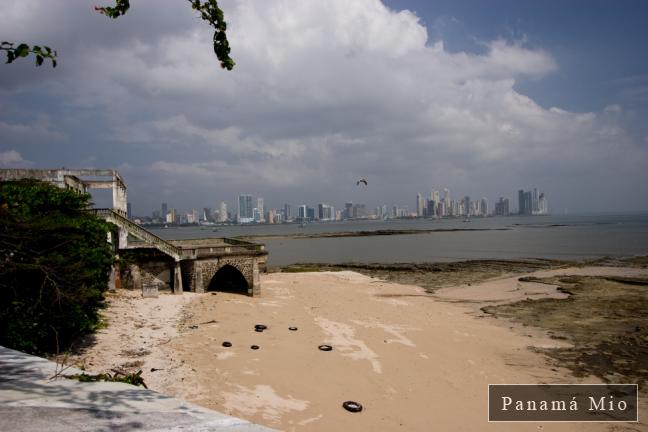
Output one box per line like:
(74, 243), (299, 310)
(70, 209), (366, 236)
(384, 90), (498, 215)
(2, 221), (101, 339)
(149, 213), (648, 267)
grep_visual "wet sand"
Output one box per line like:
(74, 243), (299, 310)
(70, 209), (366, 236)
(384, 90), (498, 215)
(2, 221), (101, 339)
(70, 267), (648, 431)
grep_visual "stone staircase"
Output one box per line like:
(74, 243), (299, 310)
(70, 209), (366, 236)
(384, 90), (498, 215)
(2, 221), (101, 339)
(91, 208), (181, 260)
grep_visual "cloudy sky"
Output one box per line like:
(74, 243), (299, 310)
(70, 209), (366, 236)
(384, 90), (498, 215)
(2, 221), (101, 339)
(2, 0), (648, 215)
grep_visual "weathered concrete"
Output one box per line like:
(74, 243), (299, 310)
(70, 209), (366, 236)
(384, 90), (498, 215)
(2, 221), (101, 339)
(0, 345), (275, 432)
(0, 169), (128, 216)
(1, 169), (268, 296)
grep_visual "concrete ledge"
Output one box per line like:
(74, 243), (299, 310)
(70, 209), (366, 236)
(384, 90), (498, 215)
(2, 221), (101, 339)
(0, 346), (275, 431)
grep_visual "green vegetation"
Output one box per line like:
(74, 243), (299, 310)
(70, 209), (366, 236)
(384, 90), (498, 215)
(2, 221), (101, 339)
(3, 0), (233, 70)
(0, 180), (114, 354)
(66, 370), (148, 388)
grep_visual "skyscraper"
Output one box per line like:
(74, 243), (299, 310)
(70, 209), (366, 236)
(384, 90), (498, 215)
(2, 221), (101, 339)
(495, 197), (509, 216)
(237, 194), (254, 223)
(283, 203), (292, 221)
(416, 194), (424, 217)
(257, 198), (264, 222)
(539, 193), (549, 215)
(203, 207), (212, 222)
(480, 198), (488, 216)
(443, 188), (450, 216)
(218, 201), (227, 222)
(463, 196), (471, 216)
(518, 188), (548, 215)
(161, 202), (168, 219)
(298, 205), (307, 221)
(345, 202), (353, 219)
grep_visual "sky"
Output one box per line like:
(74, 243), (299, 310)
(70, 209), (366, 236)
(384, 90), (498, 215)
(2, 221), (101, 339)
(1, 0), (648, 215)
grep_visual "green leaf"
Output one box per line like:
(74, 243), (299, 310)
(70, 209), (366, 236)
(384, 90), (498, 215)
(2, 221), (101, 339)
(16, 44), (30, 57)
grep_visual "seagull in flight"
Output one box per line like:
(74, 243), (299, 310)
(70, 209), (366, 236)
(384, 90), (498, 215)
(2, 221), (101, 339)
(356, 178), (368, 186)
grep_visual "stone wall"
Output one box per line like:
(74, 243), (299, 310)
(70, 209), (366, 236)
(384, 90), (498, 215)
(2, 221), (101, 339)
(193, 256), (254, 294)
(119, 253), (262, 296)
(119, 255), (175, 292)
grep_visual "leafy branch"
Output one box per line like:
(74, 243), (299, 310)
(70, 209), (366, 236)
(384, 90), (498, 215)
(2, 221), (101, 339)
(188, 0), (235, 70)
(95, 0), (235, 69)
(94, 0), (130, 18)
(1, 42), (57, 67)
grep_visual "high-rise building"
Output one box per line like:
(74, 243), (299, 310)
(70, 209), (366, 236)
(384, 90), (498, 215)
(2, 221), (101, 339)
(463, 196), (471, 216)
(495, 197), (509, 216)
(426, 199), (436, 218)
(344, 202), (353, 219)
(306, 206), (315, 221)
(166, 208), (177, 224)
(416, 194), (424, 217)
(443, 189), (450, 216)
(539, 193), (548, 215)
(519, 189), (548, 215)
(218, 201), (228, 222)
(161, 202), (168, 219)
(480, 198), (488, 216)
(283, 203), (292, 222)
(298, 205), (307, 221)
(187, 209), (199, 224)
(355, 204), (366, 218)
(237, 194), (254, 223)
(202, 207), (212, 222)
(532, 188), (539, 214)
(257, 198), (264, 222)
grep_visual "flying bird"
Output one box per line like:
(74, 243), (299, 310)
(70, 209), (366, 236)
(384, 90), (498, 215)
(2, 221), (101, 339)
(356, 178), (368, 186)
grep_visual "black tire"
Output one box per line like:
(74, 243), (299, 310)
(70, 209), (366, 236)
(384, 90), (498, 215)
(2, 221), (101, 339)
(250, 345), (259, 350)
(255, 328), (264, 333)
(318, 344), (333, 351)
(288, 327), (298, 331)
(222, 341), (232, 347)
(255, 324), (267, 330)
(342, 401), (363, 413)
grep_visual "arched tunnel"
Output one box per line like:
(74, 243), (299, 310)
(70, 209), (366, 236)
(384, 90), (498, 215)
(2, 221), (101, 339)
(208, 264), (249, 294)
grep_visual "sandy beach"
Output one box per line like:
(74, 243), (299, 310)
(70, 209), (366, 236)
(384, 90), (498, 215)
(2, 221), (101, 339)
(70, 266), (648, 431)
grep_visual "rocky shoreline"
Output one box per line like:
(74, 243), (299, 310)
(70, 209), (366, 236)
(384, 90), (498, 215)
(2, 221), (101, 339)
(236, 227), (511, 241)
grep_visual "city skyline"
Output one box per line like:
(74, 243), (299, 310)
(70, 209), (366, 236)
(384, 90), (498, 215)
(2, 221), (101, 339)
(136, 185), (548, 224)
(2, 1), (647, 215)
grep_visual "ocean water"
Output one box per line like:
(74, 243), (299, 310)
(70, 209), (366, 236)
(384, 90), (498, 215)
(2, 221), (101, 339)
(149, 213), (648, 266)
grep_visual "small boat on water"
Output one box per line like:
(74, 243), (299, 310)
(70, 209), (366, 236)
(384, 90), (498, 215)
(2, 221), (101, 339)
(462, 218), (471, 223)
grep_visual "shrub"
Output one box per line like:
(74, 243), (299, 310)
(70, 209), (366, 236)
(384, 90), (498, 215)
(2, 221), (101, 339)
(0, 180), (114, 353)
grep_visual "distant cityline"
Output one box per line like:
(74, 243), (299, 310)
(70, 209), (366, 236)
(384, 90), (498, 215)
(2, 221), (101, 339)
(130, 188), (548, 225)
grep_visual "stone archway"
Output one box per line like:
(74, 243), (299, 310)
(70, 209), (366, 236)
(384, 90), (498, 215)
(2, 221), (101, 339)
(208, 264), (249, 294)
